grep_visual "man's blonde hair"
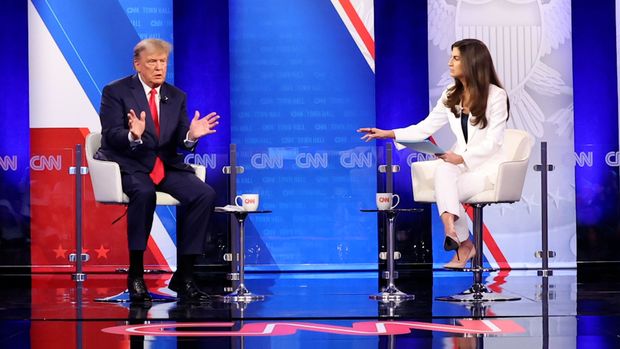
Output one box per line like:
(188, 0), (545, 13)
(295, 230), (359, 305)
(133, 38), (172, 60)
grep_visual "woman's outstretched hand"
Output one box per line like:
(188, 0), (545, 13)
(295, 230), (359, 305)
(357, 127), (395, 142)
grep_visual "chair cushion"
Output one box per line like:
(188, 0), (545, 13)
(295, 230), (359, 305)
(465, 190), (497, 204)
(155, 192), (181, 205)
(410, 129), (533, 205)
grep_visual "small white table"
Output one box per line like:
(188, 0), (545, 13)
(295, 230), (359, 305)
(361, 208), (422, 301)
(215, 208), (271, 303)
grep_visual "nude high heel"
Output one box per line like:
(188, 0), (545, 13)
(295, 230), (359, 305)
(443, 242), (476, 269)
(443, 232), (460, 252)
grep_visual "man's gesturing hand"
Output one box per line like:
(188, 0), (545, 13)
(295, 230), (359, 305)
(128, 109), (146, 140)
(188, 111), (220, 141)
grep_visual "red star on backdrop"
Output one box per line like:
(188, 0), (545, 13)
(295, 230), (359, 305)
(95, 244), (110, 259)
(53, 244), (67, 259)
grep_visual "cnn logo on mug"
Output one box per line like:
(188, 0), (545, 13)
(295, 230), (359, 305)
(235, 194), (259, 211)
(376, 193), (399, 210)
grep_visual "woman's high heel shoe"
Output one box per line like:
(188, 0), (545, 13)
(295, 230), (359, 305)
(443, 235), (460, 252)
(443, 242), (476, 269)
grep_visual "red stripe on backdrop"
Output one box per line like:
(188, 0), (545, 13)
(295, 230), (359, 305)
(464, 205), (511, 269)
(338, 0), (375, 59)
(147, 236), (171, 272)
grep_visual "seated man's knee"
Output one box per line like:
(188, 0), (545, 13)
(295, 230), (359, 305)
(188, 181), (216, 205)
(131, 187), (156, 203)
(198, 183), (216, 203)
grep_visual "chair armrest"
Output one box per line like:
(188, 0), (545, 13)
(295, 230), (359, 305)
(493, 158), (529, 202)
(191, 164), (206, 182)
(410, 159), (441, 202)
(87, 157), (126, 203)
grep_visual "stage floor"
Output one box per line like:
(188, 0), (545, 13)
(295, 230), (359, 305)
(1, 269), (618, 348)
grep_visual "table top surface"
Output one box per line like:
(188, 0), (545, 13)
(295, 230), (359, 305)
(215, 207), (272, 214)
(360, 208), (423, 213)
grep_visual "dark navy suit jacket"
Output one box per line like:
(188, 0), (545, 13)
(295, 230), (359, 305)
(97, 74), (195, 175)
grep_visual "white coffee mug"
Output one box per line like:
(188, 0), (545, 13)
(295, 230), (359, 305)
(376, 193), (399, 210)
(235, 194), (259, 211)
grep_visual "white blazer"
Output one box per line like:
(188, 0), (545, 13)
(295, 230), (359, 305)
(393, 84), (509, 182)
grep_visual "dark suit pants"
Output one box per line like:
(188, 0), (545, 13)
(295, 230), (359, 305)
(121, 170), (216, 255)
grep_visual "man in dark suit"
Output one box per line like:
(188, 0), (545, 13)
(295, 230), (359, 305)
(97, 38), (219, 303)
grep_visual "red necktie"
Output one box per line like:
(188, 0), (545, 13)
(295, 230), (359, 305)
(149, 88), (165, 184)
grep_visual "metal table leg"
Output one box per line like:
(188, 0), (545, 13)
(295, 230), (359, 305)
(220, 212), (264, 303)
(370, 211), (414, 302)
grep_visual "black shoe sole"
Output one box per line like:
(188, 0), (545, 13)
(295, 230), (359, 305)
(443, 236), (460, 251)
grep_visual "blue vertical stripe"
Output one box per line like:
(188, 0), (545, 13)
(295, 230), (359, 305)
(173, 0), (232, 264)
(375, 0), (433, 265)
(572, 0), (620, 261)
(0, 0), (30, 267)
(173, 0), (231, 167)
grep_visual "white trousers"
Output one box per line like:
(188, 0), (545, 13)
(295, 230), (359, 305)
(434, 162), (489, 242)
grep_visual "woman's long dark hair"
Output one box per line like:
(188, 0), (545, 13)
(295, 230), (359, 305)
(445, 39), (509, 128)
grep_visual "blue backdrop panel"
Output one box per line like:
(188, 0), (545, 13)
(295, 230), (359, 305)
(229, 0), (377, 270)
(375, 0), (432, 265)
(174, 0), (230, 153)
(572, 0), (620, 261)
(174, 0), (231, 262)
(119, 0), (175, 83)
(0, 0), (30, 267)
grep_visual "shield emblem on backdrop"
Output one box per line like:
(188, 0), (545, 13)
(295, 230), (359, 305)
(430, 0), (571, 138)
(455, 0), (543, 92)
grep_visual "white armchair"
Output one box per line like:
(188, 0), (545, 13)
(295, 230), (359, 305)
(411, 129), (534, 302)
(85, 132), (206, 205)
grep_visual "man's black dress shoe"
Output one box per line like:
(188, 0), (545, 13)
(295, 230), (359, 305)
(168, 271), (183, 291)
(169, 278), (211, 303)
(127, 276), (152, 303)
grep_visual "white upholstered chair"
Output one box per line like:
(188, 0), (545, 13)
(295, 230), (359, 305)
(410, 128), (534, 302)
(85, 132), (206, 204)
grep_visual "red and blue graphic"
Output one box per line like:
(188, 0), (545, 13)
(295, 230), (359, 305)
(28, 0), (177, 272)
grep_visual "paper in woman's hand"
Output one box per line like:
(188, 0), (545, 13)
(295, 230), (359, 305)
(397, 140), (446, 155)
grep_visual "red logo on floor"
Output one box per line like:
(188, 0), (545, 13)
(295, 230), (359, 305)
(103, 319), (525, 337)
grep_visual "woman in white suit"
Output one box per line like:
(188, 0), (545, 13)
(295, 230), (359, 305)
(358, 39), (509, 268)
